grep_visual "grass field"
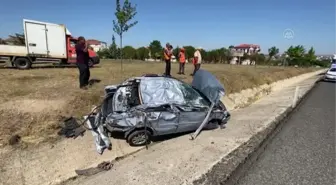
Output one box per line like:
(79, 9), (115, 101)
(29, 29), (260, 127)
(0, 60), (317, 147)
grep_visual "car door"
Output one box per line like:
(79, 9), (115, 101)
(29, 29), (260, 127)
(155, 110), (179, 135)
(149, 105), (179, 135)
(176, 82), (211, 133)
(177, 106), (207, 133)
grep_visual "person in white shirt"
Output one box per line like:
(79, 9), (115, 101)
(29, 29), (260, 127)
(191, 47), (202, 76)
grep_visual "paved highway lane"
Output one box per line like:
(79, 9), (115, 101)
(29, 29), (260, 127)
(235, 81), (336, 185)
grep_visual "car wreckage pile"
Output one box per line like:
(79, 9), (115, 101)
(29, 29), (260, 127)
(66, 69), (231, 154)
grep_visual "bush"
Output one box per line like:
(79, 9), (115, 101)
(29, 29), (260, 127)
(287, 58), (329, 67)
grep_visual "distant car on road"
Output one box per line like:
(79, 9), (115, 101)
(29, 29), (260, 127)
(323, 67), (336, 82)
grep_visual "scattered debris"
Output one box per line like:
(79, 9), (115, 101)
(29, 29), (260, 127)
(97, 161), (114, 170)
(75, 161), (114, 176)
(57, 117), (86, 138)
(8, 134), (21, 145)
(88, 79), (101, 86)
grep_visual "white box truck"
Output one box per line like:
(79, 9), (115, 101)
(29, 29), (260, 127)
(0, 19), (99, 69)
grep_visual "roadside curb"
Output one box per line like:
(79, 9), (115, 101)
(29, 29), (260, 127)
(222, 69), (327, 111)
(191, 75), (323, 185)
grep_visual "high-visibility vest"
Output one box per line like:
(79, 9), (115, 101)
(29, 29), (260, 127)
(179, 52), (185, 63)
(164, 52), (170, 60)
(164, 48), (171, 60)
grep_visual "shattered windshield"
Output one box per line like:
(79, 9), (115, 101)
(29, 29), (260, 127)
(140, 77), (209, 107)
(178, 82), (210, 107)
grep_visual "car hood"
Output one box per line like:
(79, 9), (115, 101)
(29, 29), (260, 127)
(191, 69), (225, 104)
(326, 71), (336, 76)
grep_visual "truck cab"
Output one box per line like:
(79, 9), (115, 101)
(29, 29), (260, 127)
(67, 36), (100, 67)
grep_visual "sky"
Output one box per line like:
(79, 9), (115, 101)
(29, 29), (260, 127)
(0, 0), (335, 54)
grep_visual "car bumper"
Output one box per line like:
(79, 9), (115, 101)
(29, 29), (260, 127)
(323, 75), (336, 81)
(91, 56), (100, 64)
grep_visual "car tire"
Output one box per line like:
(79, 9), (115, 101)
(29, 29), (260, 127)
(127, 130), (152, 147)
(14, 58), (32, 69)
(204, 120), (220, 130)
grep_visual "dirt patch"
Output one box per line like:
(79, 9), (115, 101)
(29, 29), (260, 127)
(0, 99), (67, 147)
(0, 99), (67, 113)
(0, 61), (317, 147)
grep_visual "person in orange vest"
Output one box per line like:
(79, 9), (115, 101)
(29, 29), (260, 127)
(163, 43), (173, 76)
(177, 47), (186, 75)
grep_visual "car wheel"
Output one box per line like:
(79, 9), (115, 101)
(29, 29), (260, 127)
(127, 130), (152, 147)
(204, 120), (220, 130)
(14, 58), (32, 69)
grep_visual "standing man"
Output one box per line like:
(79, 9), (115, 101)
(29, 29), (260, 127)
(75, 36), (90, 89)
(177, 47), (186, 75)
(163, 43), (173, 77)
(191, 47), (202, 76)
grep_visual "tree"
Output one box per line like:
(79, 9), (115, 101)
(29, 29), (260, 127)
(268, 46), (279, 61)
(250, 53), (266, 65)
(122, 45), (136, 59)
(183, 46), (195, 60)
(286, 45), (306, 59)
(206, 50), (220, 63)
(285, 45), (307, 66)
(113, 0), (138, 70)
(305, 47), (316, 61)
(108, 35), (118, 59)
(149, 40), (163, 59)
(0, 38), (6, 44)
(97, 48), (110, 59)
(200, 49), (208, 63)
(217, 47), (229, 63)
(136, 47), (149, 60)
(173, 46), (180, 58)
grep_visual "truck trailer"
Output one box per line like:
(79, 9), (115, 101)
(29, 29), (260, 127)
(0, 19), (100, 69)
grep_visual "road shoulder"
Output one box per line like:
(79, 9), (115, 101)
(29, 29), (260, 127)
(63, 74), (323, 185)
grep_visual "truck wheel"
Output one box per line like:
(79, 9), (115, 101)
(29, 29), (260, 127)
(88, 59), (94, 68)
(14, 58), (32, 69)
(126, 130), (152, 147)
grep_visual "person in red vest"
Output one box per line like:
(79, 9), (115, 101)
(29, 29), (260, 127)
(177, 48), (186, 75)
(163, 43), (173, 76)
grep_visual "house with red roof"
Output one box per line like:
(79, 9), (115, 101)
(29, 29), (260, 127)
(229, 44), (261, 65)
(232, 44), (260, 55)
(86, 39), (107, 52)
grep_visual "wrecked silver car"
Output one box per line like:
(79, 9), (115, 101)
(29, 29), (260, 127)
(86, 69), (231, 154)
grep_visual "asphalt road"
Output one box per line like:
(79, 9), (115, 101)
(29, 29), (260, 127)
(235, 81), (336, 185)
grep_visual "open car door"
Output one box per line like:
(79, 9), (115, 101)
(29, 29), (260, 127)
(190, 69), (226, 140)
